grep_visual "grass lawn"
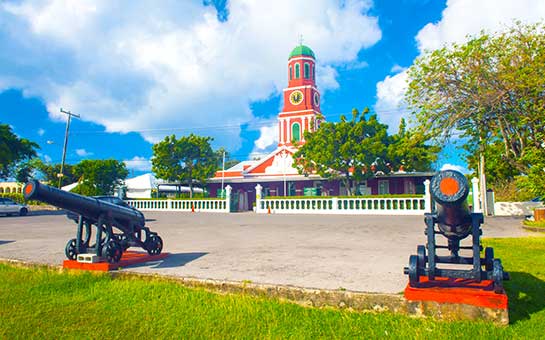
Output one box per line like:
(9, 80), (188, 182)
(523, 219), (545, 229)
(1, 236), (544, 339)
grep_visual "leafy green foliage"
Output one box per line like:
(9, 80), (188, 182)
(0, 123), (39, 180)
(152, 134), (217, 198)
(293, 109), (438, 195)
(72, 159), (128, 196)
(406, 22), (545, 195)
(27, 158), (77, 185)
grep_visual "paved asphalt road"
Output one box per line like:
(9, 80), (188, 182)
(0, 210), (532, 293)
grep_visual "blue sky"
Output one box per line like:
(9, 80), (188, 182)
(1, 0), (544, 177)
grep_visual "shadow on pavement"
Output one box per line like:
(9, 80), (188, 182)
(123, 252), (208, 270)
(0, 240), (15, 246)
(506, 271), (545, 324)
(28, 210), (67, 216)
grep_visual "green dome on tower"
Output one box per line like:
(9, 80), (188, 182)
(289, 45), (315, 59)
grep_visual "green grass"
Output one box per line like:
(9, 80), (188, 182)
(522, 219), (545, 229)
(1, 236), (545, 339)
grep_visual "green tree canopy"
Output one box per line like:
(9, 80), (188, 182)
(72, 159), (128, 196)
(405, 22), (545, 195)
(25, 158), (77, 185)
(293, 108), (437, 195)
(152, 134), (217, 198)
(0, 123), (39, 180)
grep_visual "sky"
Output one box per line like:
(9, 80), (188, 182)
(1, 0), (544, 178)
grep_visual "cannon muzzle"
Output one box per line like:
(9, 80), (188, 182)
(430, 170), (472, 240)
(23, 180), (144, 228)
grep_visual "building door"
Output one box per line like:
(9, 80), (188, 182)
(378, 180), (390, 195)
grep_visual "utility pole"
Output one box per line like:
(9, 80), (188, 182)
(221, 151), (225, 197)
(58, 108), (80, 188)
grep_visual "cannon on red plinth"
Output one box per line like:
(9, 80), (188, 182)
(23, 180), (163, 263)
(404, 170), (509, 293)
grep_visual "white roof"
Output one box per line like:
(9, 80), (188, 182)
(61, 182), (78, 192)
(124, 173), (157, 190)
(225, 160), (257, 171)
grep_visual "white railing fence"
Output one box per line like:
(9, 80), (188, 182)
(125, 185), (231, 213)
(254, 181), (433, 215)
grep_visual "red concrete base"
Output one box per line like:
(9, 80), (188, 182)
(63, 251), (169, 272)
(404, 276), (508, 309)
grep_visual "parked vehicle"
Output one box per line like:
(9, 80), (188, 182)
(0, 198), (29, 216)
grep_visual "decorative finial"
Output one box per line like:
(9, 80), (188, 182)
(299, 34), (304, 46)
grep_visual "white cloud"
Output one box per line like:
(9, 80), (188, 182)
(374, 0), (545, 133)
(43, 154), (52, 163)
(123, 156), (152, 172)
(374, 70), (408, 133)
(254, 124), (278, 151)
(0, 0), (381, 150)
(37, 128), (45, 136)
(75, 148), (93, 157)
(390, 64), (406, 73)
(416, 0), (545, 53)
(440, 163), (469, 174)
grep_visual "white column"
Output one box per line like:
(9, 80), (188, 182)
(255, 184), (262, 213)
(287, 118), (291, 142)
(225, 185), (232, 213)
(471, 178), (481, 213)
(278, 120), (282, 144)
(423, 179), (431, 213)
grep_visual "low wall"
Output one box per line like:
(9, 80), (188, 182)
(256, 196), (428, 215)
(493, 201), (544, 216)
(125, 199), (230, 213)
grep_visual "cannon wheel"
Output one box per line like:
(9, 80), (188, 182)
(417, 245), (426, 269)
(484, 247), (494, 272)
(102, 240), (123, 263)
(146, 235), (163, 256)
(115, 234), (130, 251)
(408, 255), (420, 286)
(65, 238), (79, 260)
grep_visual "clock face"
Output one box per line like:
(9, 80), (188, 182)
(313, 92), (320, 106)
(289, 90), (304, 105)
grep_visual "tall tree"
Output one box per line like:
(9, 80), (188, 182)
(293, 108), (391, 195)
(0, 123), (39, 180)
(152, 134), (217, 198)
(387, 118), (440, 172)
(72, 159), (128, 196)
(28, 159), (77, 185)
(405, 22), (545, 195)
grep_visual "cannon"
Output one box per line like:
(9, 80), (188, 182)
(23, 180), (163, 263)
(404, 170), (509, 292)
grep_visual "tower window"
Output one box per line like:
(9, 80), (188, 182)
(295, 63), (300, 78)
(304, 63), (310, 79)
(292, 123), (301, 142)
(313, 65), (315, 80)
(289, 66), (293, 80)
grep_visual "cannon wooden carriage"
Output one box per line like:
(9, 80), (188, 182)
(404, 170), (509, 292)
(23, 180), (163, 263)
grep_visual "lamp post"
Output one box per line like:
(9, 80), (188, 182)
(58, 108), (80, 188)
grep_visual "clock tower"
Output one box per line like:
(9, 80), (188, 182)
(279, 44), (322, 147)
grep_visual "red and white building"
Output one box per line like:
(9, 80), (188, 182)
(208, 45), (432, 210)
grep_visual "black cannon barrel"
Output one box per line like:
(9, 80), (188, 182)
(23, 180), (144, 227)
(430, 170), (472, 239)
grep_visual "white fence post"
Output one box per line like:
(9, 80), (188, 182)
(424, 179), (431, 213)
(471, 177), (481, 213)
(225, 185), (232, 213)
(255, 184), (262, 213)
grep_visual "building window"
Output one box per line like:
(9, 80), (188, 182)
(295, 63), (300, 78)
(313, 65), (315, 80)
(378, 180), (390, 195)
(289, 66), (293, 80)
(304, 63), (310, 79)
(292, 123), (301, 142)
